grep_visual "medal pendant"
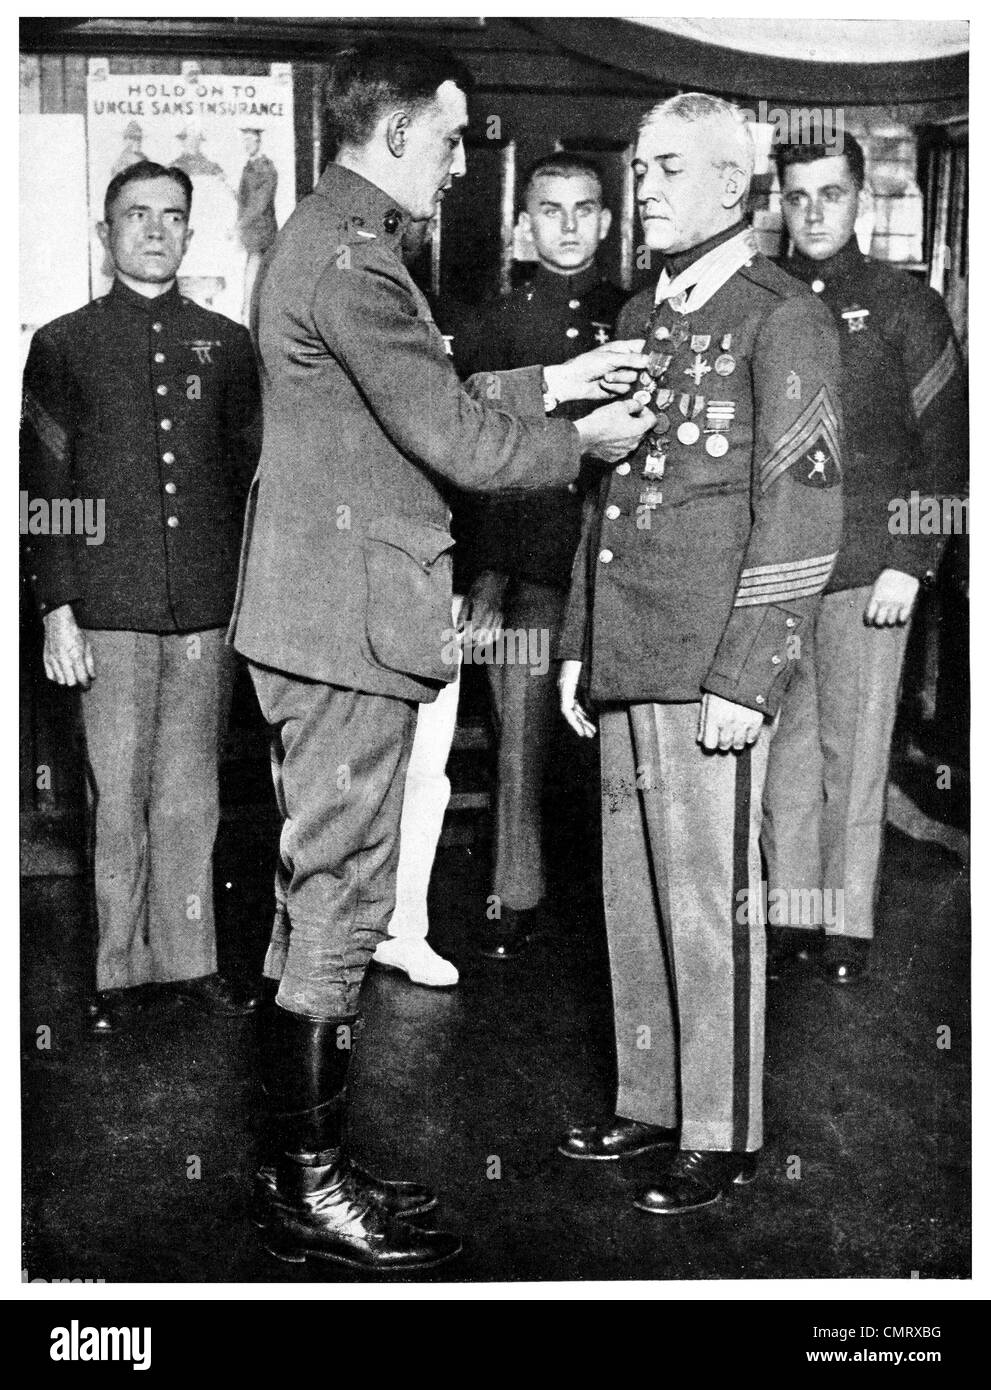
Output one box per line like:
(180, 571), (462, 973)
(653, 410), (671, 434)
(639, 485), (664, 509)
(643, 453), (666, 478)
(714, 354), (736, 376)
(705, 433), (729, 458)
(653, 325), (671, 341)
(654, 386), (674, 408)
(677, 421), (701, 445)
(633, 389), (653, 407)
(690, 334), (712, 354)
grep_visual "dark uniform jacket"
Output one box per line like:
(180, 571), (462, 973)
(783, 239), (968, 591)
(21, 279), (261, 632)
(237, 154), (279, 254)
(558, 234), (844, 716)
(229, 163), (582, 704)
(453, 264), (626, 589)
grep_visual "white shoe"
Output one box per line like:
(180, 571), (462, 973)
(373, 937), (459, 987)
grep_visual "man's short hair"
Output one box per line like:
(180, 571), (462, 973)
(774, 136), (866, 191)
(324, 38), (475, 152)
(640, 92), (756, 183)
(104, 161), (193, 223)
(520, 152), (605, 208)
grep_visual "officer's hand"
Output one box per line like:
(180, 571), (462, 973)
(559, 659), (596, 738)
(865, 568), (920, 627)
(544, 340), (648, 403)
(43, 604), (96, 689)
(462, 570), (509, 648)
(697, 692), (764, 753)
(576, 399), (656, 464)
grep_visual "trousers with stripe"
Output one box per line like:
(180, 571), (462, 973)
(599, 702), (771, 1153)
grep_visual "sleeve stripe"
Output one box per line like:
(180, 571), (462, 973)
(911, 339), (957, 418)
(759, 385), (840, 471)
(734, 575), (831, 607)
(738, 551), (837, 581)
(758, 387), (841, 494)
(23, 391), (69, 463)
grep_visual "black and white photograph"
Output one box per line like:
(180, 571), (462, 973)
(16, 10), (973, 1314)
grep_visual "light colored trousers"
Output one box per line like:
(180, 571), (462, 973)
(600, 702), (771, 1153)
(79, 627), (234, 991)
(761, 585), (911, 941)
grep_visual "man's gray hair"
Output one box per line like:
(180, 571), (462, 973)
(640, 92), (756, 183)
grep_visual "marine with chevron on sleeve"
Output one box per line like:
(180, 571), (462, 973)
(761, 136), (968, 987)
(20, 161), (262, 1036)
(555, 93), (844, 1215)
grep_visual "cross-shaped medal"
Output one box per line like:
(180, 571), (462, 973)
(594, 325), (609, 345)
(684, 354), (711, 387)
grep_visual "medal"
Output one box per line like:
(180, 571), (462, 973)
(643, 452), (666, 478)
(684, 354), (711, 387)
(690, 334), (711, 354)
(705, 434), (729, 457)
(653, 411), (671, 434)
(677, 422), (700, 445)
(639, 484), (664, 508)
(677, 393), (704, 445)
(714, 354), (736, 376)
(841, 305), (869, 334)
(653, 325), (670, 341)
(654, 386), (674, 408)
(633, 389), (653, 407)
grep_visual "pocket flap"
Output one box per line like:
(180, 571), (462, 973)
(364, 515), (455, 569)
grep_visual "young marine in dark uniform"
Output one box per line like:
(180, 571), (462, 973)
(455, 153), (627, 959)
(762, 137), (968, 983)
(21, 162), (262, 1033)
(557, 95), (844, 1215)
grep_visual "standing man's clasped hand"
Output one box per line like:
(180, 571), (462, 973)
(864, 568), (919, 627)
(697, 692), (765, 752)
(42, 603), (96, 688)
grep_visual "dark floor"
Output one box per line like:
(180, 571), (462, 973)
(21, 771), (970, 1284)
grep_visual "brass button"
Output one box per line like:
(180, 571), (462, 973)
(615, 462), (631, 475)
(165, 482), (177, 495)
(160, 418), (172, 431)
(157, 385), (168, 396)
(785, 618), (797, 628)
(569, 298), (580, 309)
(167, 515), (180, 528)
(154, 352), (165, 364)
(771, 654), (782, 665)
(755, 695), (766, 705)
(162, 451), (175, 464)
(605, 504), (621, 520)
(598, 548), (614, 564)
(152, 322), (163, 333)
(811, 279), (825, 294)
(567, 482), (578, 495)
(565, 327), (580, 339)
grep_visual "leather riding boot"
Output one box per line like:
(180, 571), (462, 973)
(255, 1006), (460, 1269)
(253, 1004), (437, 1219)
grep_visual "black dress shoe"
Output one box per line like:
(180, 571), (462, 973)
(559, 1116), (677, 1161)
(87, 991), (120, 1036)
(633, 1149), (760, 1215)
(171, 974), (261, 1016)
(820, 936), (869, 986)
(478, 905), (537, 960)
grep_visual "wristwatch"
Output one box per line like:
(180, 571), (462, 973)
(541, 370), (560, 413)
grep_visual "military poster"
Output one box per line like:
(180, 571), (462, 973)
(85, 60), (295, 322)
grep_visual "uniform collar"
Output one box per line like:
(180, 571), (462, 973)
(662, 220), (747, 279)
(108, 277), (183, 316)
(314, 163), (407, 250)
(527, 261), (603, 300)
(787, 236), (864, 290)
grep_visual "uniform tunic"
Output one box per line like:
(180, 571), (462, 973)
(559, 226), (844, 1152)
(453, 263), (626, 589)
(21, 278), (260, 632)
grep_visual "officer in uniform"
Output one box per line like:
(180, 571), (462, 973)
(762, 137), (968, 984)
(556, 94), (844, 1215)
(21, 161), (262, 1034)
(454, 153), (627, 960)
(229, 40), (653, 1270)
